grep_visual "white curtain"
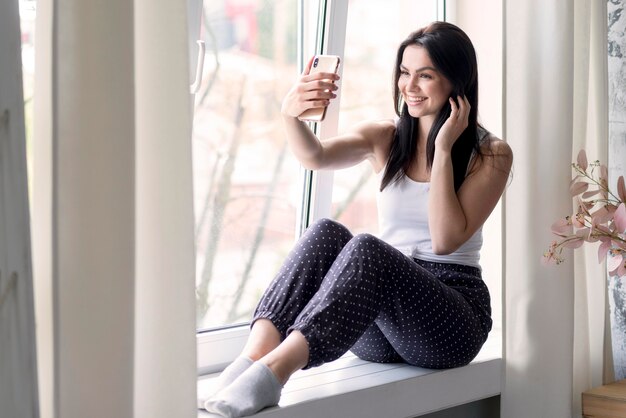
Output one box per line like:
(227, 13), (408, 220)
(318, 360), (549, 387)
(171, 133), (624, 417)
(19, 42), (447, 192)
(503, 1), (609, 417)
(133, 0), (197, 415)
(32, 0), (196, 417)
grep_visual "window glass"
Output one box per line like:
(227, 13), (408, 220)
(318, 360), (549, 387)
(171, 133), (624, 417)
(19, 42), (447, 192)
(195, 0), (303, 330)
(331, 0), (440, 233)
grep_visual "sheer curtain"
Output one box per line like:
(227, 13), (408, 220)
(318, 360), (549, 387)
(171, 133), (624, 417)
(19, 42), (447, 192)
(502, 0), (609, 417)
(32, 0), (196, 417)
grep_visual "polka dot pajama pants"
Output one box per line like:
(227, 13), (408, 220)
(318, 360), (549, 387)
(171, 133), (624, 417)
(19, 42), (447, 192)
(252, 218), (492, 369)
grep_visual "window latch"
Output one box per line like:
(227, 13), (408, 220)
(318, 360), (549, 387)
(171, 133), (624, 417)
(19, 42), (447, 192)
(190, 40), (206, 94)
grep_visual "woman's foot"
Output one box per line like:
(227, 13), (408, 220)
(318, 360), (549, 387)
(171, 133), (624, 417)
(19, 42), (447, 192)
(197, 356), (254, 409)
(204, 362), (283, 417)
(214, 356), (254, 392)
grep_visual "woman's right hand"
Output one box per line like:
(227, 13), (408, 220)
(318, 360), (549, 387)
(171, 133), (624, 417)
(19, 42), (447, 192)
(281, 56), (340, 118)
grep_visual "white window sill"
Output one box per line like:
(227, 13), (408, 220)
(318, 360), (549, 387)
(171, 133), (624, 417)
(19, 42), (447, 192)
(197, 329), (501, 418)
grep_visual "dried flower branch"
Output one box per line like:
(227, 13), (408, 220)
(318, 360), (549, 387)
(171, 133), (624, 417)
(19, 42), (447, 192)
(543, 149), (626, 278)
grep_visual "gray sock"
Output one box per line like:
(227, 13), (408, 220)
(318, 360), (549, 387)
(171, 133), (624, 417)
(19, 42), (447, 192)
(204, 362), (283, 417)
(214, 356), (254, 393)
(197, 356), (253, 409)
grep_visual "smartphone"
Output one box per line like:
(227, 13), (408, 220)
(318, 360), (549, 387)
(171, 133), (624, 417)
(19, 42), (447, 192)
(298, 55), (341, 122)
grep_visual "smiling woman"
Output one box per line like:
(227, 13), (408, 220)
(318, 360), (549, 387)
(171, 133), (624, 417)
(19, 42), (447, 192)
(202, 19), (511, 417)
(195, 0), (506, 381)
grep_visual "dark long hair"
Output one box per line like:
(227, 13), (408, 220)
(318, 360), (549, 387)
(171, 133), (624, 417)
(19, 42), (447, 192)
(380, 22), (482, 192)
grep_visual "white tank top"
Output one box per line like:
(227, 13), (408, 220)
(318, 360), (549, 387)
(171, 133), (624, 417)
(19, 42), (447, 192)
(376, 177), (483, 269)
(375, 127), (489, 269)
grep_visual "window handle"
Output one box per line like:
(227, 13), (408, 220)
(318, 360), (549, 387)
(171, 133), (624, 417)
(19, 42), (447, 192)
(190, 40), (206, 94)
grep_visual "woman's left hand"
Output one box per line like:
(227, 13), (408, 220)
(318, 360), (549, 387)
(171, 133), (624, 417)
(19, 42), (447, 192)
(435, 95), (470, 152)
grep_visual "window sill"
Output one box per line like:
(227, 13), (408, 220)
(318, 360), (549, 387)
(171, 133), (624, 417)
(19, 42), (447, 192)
(197, 329), (501, 418)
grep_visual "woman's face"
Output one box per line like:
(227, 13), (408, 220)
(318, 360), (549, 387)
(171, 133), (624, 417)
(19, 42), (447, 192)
(397, 45), (453, 121)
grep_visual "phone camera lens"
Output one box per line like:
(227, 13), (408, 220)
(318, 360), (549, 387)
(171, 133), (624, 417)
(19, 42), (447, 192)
(313, 57), (319, 67)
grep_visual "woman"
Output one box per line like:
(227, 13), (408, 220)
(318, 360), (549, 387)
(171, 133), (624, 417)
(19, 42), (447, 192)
(204, 21), (513, 417)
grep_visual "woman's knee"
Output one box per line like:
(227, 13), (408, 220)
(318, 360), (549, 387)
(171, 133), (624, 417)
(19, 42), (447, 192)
(307, 217), (351, 236)
(309, 217), (342, 229)
(349, 232), (382, 250)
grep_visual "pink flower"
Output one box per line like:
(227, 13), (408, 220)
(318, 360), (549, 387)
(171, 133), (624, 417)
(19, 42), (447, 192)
(542, 241), (563, 266)
(600, 164), (609, 191)
(615, 202), (626, 233)
(570, 182), (589, 196)
(551, 217), (572, 235)
(591, 205), (614, 225)
(599, 239), (612, 263)
(573, 212), (586, 228)
(544, 149), (625, 279)
(577, 149), (588, 170)
(618, 176), (626, 202)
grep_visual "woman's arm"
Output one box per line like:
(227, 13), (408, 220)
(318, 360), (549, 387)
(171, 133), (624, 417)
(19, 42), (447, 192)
(281, 57), (392, 172)
(428, 96), (513, 254)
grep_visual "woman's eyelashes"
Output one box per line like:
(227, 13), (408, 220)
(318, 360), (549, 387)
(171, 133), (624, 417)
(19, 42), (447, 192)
(399, 69), (433, 79)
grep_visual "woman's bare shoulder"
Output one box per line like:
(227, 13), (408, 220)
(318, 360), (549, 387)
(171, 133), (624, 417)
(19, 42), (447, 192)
(483, 135), (513, 159)
(479, 134), (513, 173)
